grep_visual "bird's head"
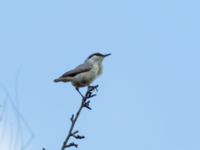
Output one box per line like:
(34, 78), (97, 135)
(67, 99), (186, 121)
(86, 52), (111, 63)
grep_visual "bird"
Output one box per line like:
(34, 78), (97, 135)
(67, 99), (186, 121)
(54, 52), (111, 96)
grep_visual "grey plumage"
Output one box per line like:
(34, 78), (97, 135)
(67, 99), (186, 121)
(54, 62), (92, 82)
(54, 52), (111, 88)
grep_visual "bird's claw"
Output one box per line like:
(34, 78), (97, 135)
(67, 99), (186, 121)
(88, 85), (99, 93)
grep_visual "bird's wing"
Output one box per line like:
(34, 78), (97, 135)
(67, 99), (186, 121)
(60, 62), (92, 78)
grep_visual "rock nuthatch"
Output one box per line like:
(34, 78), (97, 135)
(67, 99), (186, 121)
(54, 52), (111, 93)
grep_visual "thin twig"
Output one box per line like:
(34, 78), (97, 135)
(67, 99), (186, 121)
(61, 85), (98, 150)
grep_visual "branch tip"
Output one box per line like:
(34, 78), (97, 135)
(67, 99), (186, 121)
(70, 114), (74, 122)
(73, 135), (85, 139)
(66, 142), (78, 148)
(83, 100), (92, 110)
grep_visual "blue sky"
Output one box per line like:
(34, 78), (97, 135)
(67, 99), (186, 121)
(0, 0), (200, 150)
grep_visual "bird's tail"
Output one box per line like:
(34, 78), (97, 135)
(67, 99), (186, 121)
(54, 77), (72, 83)
(54, 78), (62, 82)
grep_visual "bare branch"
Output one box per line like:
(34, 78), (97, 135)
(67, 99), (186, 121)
(70, 114), (74, 123)
(65, 142), (78, 148)
(61, 85), (98, 150)
(72, 134), (85, 140)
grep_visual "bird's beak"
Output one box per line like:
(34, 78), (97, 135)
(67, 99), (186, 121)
(103, 53), (111, 58)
